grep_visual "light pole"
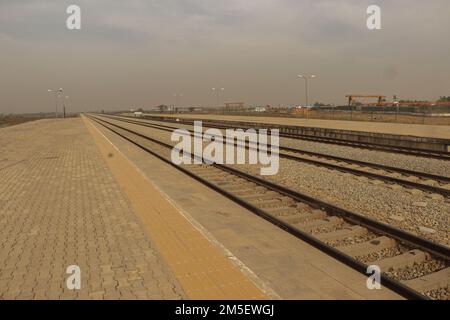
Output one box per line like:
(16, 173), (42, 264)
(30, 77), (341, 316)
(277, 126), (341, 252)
(297, 75), (316, 107)
(48, 88), (63, 118)
(173, 93), (183, 107)
(173, 93), (183, 113)
(212, 87), (224, 107)
(64, 96), (69, 118)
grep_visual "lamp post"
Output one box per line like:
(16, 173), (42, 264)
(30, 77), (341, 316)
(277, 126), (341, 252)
(173, 93), (183, 106)
(297, 75), (316, 107)
(212, 87), (225, 107)
(64, 96), (69, 118)
(173, 93), (183, 113)
(48, 88), (63, 118)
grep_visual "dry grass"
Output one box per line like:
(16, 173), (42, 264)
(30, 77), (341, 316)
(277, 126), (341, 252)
(0, 117), (40, 128)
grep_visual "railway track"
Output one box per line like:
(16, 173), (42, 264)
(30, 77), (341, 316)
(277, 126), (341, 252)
(100, 114), (450, 198)
(88, 114), (450, 300)
(135, 114), (450, 161)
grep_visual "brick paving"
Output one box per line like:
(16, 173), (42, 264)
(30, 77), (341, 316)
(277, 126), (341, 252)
(0, 119), (185, 300)
(85, 116), (267, 299)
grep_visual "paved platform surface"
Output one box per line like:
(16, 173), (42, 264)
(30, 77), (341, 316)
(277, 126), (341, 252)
(0, 119), (186, 299)
(0, 118), (269, 300)
(84, 117), (267, 299)
(92, 114), (403, 300)
(156, 114), (450, 139)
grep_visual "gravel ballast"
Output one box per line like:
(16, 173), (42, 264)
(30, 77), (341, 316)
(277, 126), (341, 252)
(102, 117), (450, 247)
(133, 117), (450, 178)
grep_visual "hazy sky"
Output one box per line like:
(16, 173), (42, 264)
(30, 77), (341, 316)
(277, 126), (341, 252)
(1, 0), (449, 114)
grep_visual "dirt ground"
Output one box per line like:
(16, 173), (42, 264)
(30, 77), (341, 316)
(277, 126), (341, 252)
(0, 117), (41, 128)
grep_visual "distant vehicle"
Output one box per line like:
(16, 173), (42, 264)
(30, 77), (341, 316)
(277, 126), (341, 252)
(134, 111), (143, 117)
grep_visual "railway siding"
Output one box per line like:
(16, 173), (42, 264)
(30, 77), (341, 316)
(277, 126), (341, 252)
(139, 115), (450, 154)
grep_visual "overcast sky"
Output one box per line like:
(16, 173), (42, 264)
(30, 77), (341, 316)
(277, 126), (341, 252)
(1, 0), (449, 114)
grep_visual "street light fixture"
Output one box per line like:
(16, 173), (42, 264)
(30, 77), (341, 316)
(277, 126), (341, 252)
(64, 96), (69, 118)
(297, 75), (316, 108)
(173, 93), (183, 108)
(47, 88), (63, 118)
(212, 87), (225, 107)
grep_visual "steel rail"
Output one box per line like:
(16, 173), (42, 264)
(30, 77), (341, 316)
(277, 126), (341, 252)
(137, 114), (450, 161)
(100, 114), (450, 197)
(107, 114), (450, 183)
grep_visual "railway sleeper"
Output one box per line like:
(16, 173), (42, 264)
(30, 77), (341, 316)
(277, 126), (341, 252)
(402, 267), (450, 293)
(295, 217), (343, 233)
(402, 176), (421, 183)
(239, 192), (280, 201)
(346, 164), (364, 170)
(315, 225), (368, 243)
(266, 207), (299, 217)
(294, 203), (315, 211)
(213, 179), (242, 185)
(187, 166), (222, 172)
(222, 184), (262, 192)
(376, 250), (430, 271)
(337, 236), (397, 257)
(233, 190), (268, 197)
(370, 169), (388, 175)
(195, 173), (229, 180)
(197, 174), (230, 179)
(385, 172), (404, 178)
(214, 182), (255, 189)
(281, 210), (327, 224)
(249, 197), (294, 207)
(187, 170), (222, 177)
(420, 179), (438, 186)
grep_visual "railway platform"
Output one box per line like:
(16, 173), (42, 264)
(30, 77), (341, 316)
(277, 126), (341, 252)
(0, 117), (403, 300)
(154, 113), (450, 140)
(149, 114), (450, 153)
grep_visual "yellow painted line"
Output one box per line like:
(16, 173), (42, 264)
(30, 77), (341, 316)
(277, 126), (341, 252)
(83, 116), (267, 300)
